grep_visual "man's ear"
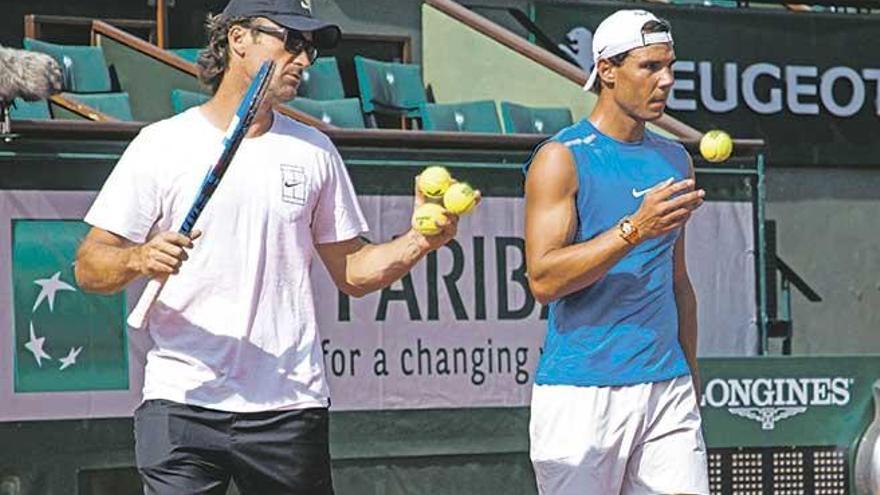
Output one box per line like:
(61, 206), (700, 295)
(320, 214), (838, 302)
(596, 58), (616, 89)
(227, 24), (250, 59)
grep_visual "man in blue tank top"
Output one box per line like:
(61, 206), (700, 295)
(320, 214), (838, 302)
(524, 10), (709, 495)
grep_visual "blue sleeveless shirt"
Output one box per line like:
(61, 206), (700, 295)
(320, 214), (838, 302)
(526, 120), (691, 387)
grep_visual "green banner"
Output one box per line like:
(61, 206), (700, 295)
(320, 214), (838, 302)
(12, 220), (129, 393)
(535, 2), (880, 167)
(700, 356), (879, 448)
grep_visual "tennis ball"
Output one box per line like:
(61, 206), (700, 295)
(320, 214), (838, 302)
(412, 203), (447, 236)
(418, 166), (453, 199)
(700, 130), (733, 163)
(443, 182), (477, 215)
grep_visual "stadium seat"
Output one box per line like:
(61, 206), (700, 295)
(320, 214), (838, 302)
(169, 48), (202, 64)
(23, 38), (112, 93)
(64, 92), (134, 121)
(353, 56), (427, 124)
(419, 100), (502, 133)
(9, 98), (52, 120)
(170, 89), (210, 114)
(298, 57), (345, 101)
(287, 97), (365, 128)
(500, 101), (573, 135)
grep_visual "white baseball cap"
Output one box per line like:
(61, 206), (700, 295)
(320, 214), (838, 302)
(584, 9), (674, 91)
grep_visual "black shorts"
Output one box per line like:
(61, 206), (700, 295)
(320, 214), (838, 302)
(134, 399), (333, 495)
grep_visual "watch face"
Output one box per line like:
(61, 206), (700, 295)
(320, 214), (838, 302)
(621, 221), (634, 235)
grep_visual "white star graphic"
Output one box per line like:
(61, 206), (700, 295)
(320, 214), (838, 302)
(24, 322), (52, 367)
(32, 271), (76, 312)
(59, 346), (83, 371)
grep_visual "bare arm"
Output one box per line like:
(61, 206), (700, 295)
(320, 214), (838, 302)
(674, 229), (700, 392)
(317, 178), (476, 298)
(525, 143), (634, 304)
(675, 156), (701, 391)
(74, 227), (199, 294)
(316, 231), (430, 298)
(524, 142), (705, 304)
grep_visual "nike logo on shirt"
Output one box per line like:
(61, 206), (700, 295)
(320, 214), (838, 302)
(632, 177), (675, 198)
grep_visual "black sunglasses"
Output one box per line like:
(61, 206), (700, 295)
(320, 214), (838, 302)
(250, 25), (318, 62)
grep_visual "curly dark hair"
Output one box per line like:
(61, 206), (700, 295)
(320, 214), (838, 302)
(196, 14), (256, 94)
(595, 18), (672, 93)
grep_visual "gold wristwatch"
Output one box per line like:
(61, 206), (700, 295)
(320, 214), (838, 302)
(618, 217), (640, 245)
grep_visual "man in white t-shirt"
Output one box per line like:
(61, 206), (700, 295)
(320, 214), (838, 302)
(73, 1), (471, 493)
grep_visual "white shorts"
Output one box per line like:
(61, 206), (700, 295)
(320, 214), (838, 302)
(529, 375), (709, 495)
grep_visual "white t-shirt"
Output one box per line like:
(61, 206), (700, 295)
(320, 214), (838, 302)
(85, 107), (369, 412)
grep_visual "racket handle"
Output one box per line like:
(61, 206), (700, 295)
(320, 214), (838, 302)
(127, 278), (165, 330)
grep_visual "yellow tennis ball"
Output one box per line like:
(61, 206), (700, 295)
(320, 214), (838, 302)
(418, 166), (453, 199)
(700, 130), (734, 163)
(443, 182), (477, 215)
(412, 203), (447, 236)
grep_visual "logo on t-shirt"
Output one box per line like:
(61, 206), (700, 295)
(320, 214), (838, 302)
(632, 177), (674, 199)
(280, 164), (307, 205)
